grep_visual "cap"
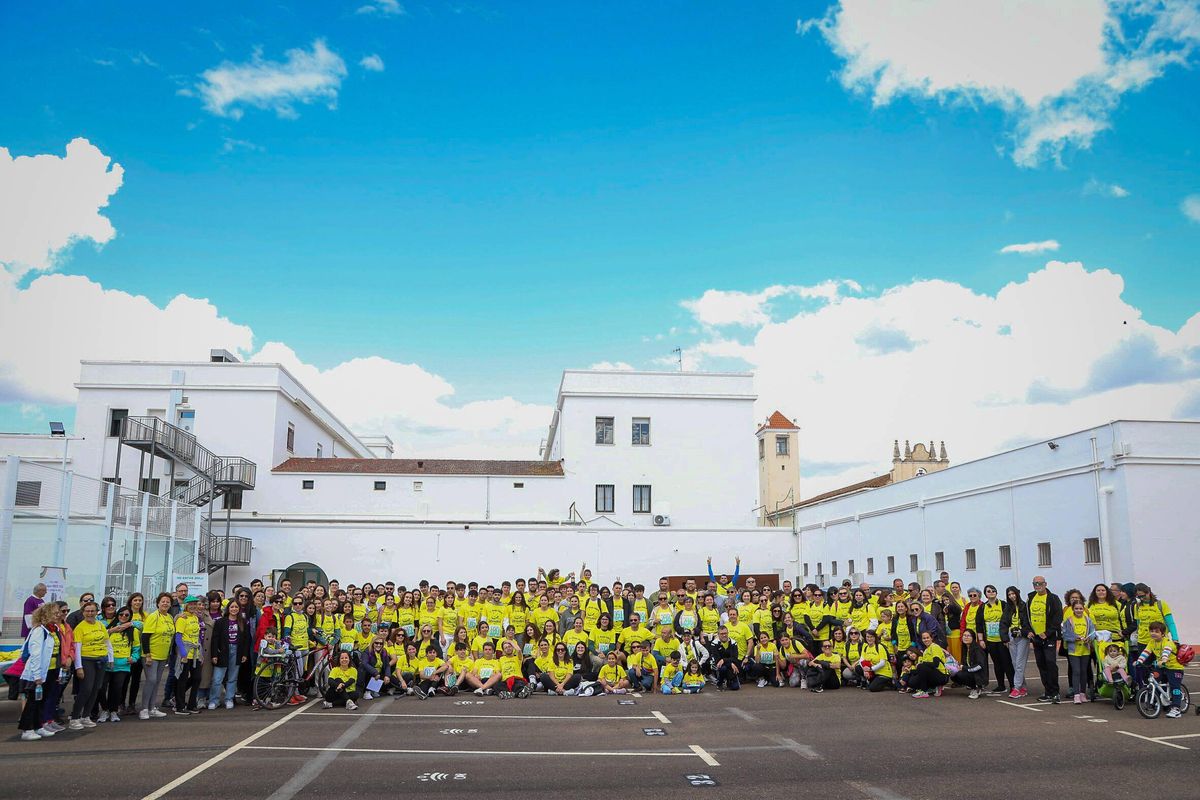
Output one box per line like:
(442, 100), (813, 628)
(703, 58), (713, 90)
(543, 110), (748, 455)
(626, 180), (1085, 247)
(184, 595), (201, 604)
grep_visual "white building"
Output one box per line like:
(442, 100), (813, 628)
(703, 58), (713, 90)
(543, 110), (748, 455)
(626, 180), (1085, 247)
(790, 420), (1200, 641)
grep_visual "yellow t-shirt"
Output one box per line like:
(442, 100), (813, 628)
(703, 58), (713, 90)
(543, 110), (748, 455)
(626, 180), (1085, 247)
(474, 657), (500, 681)
(531, 607), (558, 633)
(698, 607), (721, 635)
(286, 612), (310, 649)
(1088, 602), (1123, 638)
(564, 629), (590, 649)
(417, 657), (445, 680)
(174, 614), (201, 654)
(328, 665), (357, 693)
(626, 651), (656, 673)
(756, 642), (778, 666)
(650, 605), (675, 630)
(1137, 600), (1172, 644)
(1069, 615), (1092, 656)
(860, 643), (892, 678)
(652, 636), (679, 660)
(592, 629), (618, 655)
(1029, 594), (1048, 636)
(1145, 636), (1184, 670)
(74, 619), (109, 659)
(499, 654), (523, 680)
(919, 643), (949, 674)
(109, 626), (132, 661)
(660, 662), (681, 685)
(813, 651), (841, 683)
(726, 621), (754, 660)
(598, 664), (624, 684)
(449, 654), (474, 675)
(682, 671), (705, 688)
(619, 626), (654, 651)
(142, 611), (175, 661)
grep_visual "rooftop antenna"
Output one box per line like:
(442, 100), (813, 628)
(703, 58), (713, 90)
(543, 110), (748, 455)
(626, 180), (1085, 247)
(671, 347), (682, 371)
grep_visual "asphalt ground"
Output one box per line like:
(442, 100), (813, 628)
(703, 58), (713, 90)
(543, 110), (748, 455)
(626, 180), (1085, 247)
(4, 660), (1200, 799)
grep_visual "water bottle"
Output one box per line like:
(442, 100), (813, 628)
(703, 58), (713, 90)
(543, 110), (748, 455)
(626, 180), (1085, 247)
(35, 684), (43, 701)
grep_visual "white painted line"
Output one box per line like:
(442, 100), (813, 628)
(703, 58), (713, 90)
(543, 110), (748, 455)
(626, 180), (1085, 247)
(140, 700), (313, 800)
(1072, 714), (1093, 719)
(1116, 731), (1190, 751)
(267, 697), (391, 800)
(1154, 733), (1200, 741)
(766, 734), (820, 760)
(244, 745), (706, 759)
(995, 700), (1042, 712)
(299, 712), (655, 721)
(846, 780), (914, 800)
(689, 744), (720, 767)
(651, 710), (672, 725)
(726, 706), (758, 723)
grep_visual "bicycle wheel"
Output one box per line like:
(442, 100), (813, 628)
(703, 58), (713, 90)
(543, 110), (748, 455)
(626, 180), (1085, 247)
(1179, 684), (1190, 714)
(313, 656), (330, 696)
(1136, 685), (1162, 719)
(255, 673), (290, 710)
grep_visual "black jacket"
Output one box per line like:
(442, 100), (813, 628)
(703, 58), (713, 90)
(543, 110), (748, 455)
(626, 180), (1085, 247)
(211, 617), (251, 664)
(708, 639), (740, 666)
(1025, 591), (1064, 639)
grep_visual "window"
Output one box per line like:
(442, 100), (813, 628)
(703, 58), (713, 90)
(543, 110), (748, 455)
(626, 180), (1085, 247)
(909, 553), (919, 572)
(915, 467), (927, 476)
(632, 484), (652, 514)
(302, 480), (314, 490)
(413, 481), (423, 492)
(887, 556), (895, 574)
(817, 562), (823, 577)
(595, 484), (614, 513)
(758, 439), (765, 460)
(965, 548), (977, 571)
(848, 559), (855, 575)
(286, 423), (295, 453)
(1037, 542), (1053, 568)
(513, 482), (524, 489)
(108, 409), (129, 438)
(223, 489), (243, 510)
(15, 480), (41, 506)
(1084, 537), (1101, 565)
(632, 417), (651, 446)
(803, 562), (809, 577)
(316, 443), (323, 458)
(999, 545), (1012, 569)
(595, 417), (614, 445)
(139, 478), (160, 495)
(776, 435), (789, 456)
(935, 551), (945, 572)
(867, 557), (874, 576)
(374, 481), (387, 491)
(831, 561), (838, 576)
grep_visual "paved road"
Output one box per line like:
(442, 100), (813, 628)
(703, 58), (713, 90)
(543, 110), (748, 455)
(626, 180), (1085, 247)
(2, 682), (1198, 799)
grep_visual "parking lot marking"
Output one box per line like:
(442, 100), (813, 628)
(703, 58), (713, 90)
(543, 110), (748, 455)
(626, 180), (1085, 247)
(689, 744), (720, 766)
(1153, 733), (1200, 741)
(299, 712), (656, 721)
(766, 734), (820, 760)
(140, 699), (313, 800)
(267, 698), (391, 800)
(995, 700), (1042, 712)
(1116, 731), (1190, 750)
(726, 706), (758, 723)
(243, 745), (711, 760)
(651, 710), (672, 724)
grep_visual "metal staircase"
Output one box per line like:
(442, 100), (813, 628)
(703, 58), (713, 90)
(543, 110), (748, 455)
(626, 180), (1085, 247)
(117, 415), (256, 572)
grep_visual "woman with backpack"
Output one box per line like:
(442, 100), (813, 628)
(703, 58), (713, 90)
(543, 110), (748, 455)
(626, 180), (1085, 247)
(974, 585), (1015, 695)
(17, 603), (60, 740)
(1002, 586), (1032, 699)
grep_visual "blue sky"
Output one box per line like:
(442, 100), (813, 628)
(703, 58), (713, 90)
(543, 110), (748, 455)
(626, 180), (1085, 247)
(2, 1), (1199, 488)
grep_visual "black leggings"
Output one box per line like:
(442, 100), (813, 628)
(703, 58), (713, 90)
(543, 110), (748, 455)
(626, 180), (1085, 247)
(103, 671), (129, 712)
(71, 658), (105, 720)
(907, 663), (949, 692)
(867, 675), (894, 692)
(538, 673), (581, 693)
(324, 685), (358, 707)
(951, 669), (986, 690)
(175, 660), (200, 710)
(804, 665), (839, 690)
(986, 641), (1013, 689)
(125, 658), (142, 709)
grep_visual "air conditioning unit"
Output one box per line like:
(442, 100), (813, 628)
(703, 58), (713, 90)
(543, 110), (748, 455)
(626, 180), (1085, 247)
(652, 514), (671, 526)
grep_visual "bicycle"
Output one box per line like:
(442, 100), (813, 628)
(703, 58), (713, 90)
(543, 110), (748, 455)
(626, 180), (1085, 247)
(1135, 670), (1190, 719)
(254, 648), (303, 710)
(304, 643), (333, 697)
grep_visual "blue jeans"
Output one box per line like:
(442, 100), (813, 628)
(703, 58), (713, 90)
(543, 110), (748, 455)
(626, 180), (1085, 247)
(211, 656), (239, 705)
(627, 667), (654, 692)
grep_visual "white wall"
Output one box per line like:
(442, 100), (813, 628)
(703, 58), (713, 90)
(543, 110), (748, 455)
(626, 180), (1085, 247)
(224, 521), (798, 591)
(791, 420), (1200, 641)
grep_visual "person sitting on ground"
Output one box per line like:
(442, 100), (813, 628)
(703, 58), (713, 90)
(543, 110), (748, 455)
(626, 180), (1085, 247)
(681, 659), (705, 694)
(859, 629), (894, 692)
(597, 651), (630, 695)
(323, 650), (359, 710)
(805, 640), (842, 693)
(950, 629), (989, 699)
(625, 640), (658, 693)
(659, 651), (684, 694)
(414, 644), (448, 699)
(498, 639), (532, 699)
(906, 631), (950, 699)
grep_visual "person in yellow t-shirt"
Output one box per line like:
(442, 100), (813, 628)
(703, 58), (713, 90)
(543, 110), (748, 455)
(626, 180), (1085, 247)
(597, 651), (630, 694)
(659, 652), (684, 694)
(723, 608), (753, 662)
(171, 596), (204, 715)
(618, 616), (653, 665)
(905, 631), (950, 699)
(681, 659), (706, 693)
(463, 640), (503, 695)
(859, 629), (894, 692)
(805, 640), (842, 693)
(1135, 621), (1186, 717)
(414, 644), (448, 698)
(751, 631), (781, 687)
(69, 600), (113, 726)
(498, 639), (532, 698)
(563, 617), (590, 650)
(625, 641), (657, 693)
(139, 592), (175, 717)
(323, 651), (359, 709)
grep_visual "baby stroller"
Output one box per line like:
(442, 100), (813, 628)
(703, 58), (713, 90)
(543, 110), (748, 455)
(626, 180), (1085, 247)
(1092, 634), (1131, 711)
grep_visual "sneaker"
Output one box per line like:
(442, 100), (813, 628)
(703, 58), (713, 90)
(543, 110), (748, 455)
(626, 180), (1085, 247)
(36, 726), (56, 737)
(21, 730), (41, 741)
(362, 691), (375, 700)
(47, 722), (64, 732)
(225, 701), (234, 710)
(96, 712), (110, 723)
(613, 688), (627, 694)
(671, 687), (682, 694)
(208, 702), (218, 711)
(799, 679), (807, 689)
(447, 685), (459, 696)
(68, 719), (85, 731)
(1037, 694), (1053, 702)
(1166, 708), (1182, 719)
(109, 712), (121, 723)
(810, 687), (823, 694)
(989, 686), (1007, 695)
(288, 695), (306, 706)
(138, 709), (150, 720)
(517, 684), (533, 699)
(1051, 695), (1061, 704)
(323, 701), (334, 708)
(912, 691), (930, 699)
(150, 708), (167, 718)
(1073, 694), (1084, 704)
(757, 678), (767, 688)
(174, 709), (191, 716)
(498, 690), (513, 699)
(406, 687), (415, 696)
(564, 688), (577, 696)
(1008, 689), (1022, 699)
(414, 687), (429, 700)
(934, 687), (944, 697)
(474, 687), (484, 696)
(1016, 688), (1028, 698)
(968, 689), (981, 699)
(81, 718), (97, 728)
(346, 700), (358, 710)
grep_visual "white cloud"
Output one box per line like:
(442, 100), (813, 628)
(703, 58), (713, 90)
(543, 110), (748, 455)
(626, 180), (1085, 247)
(0, 138), (124, 277)
(681, 280), (861, 327)
(1183, 194), (1200, 223)
(589, 361), (635, 371)
(1000, 239), (1060, 254)
(681, 261), (1200, 496)
(359, 54), (385, 72)
(356, 0), (404, 15)
(1083, 177), (1130, 198)
(802, 0), (1200, 166)
(196, 39), (347, 120)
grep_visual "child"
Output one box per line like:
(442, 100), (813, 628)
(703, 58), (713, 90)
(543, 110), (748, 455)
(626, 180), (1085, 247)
(1135, 621), (1186, 718)
(625, 641), (657, 693)
(498, 640), (532, 699)
(414, 644), (447, 699)
(253, 630), (287, 708)
(323, 651), (359, 710)
(1102, 643), (1130, 687)
(681, 660), (705, 694)
(660, 651), (683, 694)
(597, 651), (629, 695)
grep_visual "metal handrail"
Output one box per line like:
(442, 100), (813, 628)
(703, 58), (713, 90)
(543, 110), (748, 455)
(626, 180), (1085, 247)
(123, 416), (217, 475)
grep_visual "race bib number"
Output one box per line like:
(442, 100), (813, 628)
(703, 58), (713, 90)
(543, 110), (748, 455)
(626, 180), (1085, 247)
(614, 608), (624, 622)
(423, 667), (435, 678)
(761, 651), (775, 665)
(658, 612), (673, 625)
(598, 642), (611, 653)
(489, 624), (503, 638)
(479, 667), (493, 679)
(986, 621), (1001, 639)
(466, 619), (477, 630)
(403, 625), (415, 638)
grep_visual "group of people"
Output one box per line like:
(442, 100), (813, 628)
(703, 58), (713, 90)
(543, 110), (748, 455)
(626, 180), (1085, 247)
(8, 557), (1191, 741)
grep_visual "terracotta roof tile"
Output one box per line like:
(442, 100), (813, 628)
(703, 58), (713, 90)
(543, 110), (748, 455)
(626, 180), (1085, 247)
(756, 410), (799, 434)
(770, 472), (893, 515)
(273, 458), (564, 477)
